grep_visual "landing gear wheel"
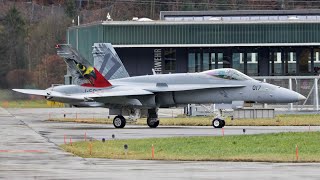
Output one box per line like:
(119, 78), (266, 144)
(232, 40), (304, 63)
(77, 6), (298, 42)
(113, 115), (126, 128)
(212, 118), (225, 128)
(147, 118), (159, 128)
(221, 120), (225, 127)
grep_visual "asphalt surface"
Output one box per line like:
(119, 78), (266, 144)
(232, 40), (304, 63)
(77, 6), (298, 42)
(1, 108), (320, 179)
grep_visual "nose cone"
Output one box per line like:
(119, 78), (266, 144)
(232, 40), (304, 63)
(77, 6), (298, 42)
(275, 87), (306, 103)
(298, 94), (307, 101)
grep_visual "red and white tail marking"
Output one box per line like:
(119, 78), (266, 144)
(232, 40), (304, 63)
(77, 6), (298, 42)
(81, 68), (112, 88)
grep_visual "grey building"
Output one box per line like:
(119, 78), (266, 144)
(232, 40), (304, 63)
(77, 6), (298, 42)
(67, 10), (320, 77)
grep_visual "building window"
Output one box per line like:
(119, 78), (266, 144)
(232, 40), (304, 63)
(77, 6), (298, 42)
(210, 53), (224, 69)
(288, 52), (297, 75)
(188, 53), (195, 72)
(203, 53), (210, 71)
(247, 53), (258, 76)
(164, 48), (176, 72)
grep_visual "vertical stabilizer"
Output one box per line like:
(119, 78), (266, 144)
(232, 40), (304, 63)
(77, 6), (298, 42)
(92, 43), (130, 80)
(56, 44), (111, 88)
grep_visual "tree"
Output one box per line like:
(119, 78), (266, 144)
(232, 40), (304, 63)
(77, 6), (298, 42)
(245, 0), (279, 10)
(179, 0), (194, 11)
(5, 69), (33, 88)
(3, 6), (26, 70)
(0, 6), (27, 88)
(65, 0), (77, 19)
(33, 55), (66, 88)
(0, 25), (9, 88)
(26, 14), (70, 73)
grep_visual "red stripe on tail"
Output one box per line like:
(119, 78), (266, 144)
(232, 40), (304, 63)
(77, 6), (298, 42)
(81, 68), (112, 88)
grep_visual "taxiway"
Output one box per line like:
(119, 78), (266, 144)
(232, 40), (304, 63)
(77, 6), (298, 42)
(1, 108), (320, 179)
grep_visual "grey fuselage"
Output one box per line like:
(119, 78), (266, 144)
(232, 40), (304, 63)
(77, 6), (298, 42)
(48, 72), (304, 108)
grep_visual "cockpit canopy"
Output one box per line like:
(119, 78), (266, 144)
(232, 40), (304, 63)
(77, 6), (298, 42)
(202, 68), (253, 81)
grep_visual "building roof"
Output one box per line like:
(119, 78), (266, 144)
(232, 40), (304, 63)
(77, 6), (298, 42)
(160, 9), (320, 18)
(68, 9), (320, 30)
(160, 10), (320, 22)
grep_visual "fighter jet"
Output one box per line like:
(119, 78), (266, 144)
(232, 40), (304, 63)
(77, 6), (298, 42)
(13, 44), (306, 129)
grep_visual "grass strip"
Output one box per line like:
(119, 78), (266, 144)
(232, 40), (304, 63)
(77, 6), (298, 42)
(50, 114), (320, 126)
(61, 132), (320, 162)
(0, 100), (63, 108)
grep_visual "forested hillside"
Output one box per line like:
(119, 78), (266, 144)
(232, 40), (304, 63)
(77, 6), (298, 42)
(0, 0), (319, 88)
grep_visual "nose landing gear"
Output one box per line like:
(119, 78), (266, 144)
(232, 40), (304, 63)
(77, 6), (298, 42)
(212, 118), (225, 128)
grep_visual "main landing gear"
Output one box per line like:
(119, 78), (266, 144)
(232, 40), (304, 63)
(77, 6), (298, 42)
(212, 118), (225, 128)
(147, 108), (159, 128)
(112, 108), (160, 128)
(113, 115), (126, 128)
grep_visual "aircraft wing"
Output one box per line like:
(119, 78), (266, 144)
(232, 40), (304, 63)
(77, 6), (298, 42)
(72, 84), (244, 100)
(13, 84), (241, 103)
(144, 84), (245, 92)
(13, 88), (153, 100)
(76, 88), (153, 99)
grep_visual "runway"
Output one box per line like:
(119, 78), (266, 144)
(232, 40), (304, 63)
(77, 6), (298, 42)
(1, 108), (320, 179)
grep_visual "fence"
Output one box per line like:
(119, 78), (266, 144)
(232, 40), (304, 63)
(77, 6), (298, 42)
(254, 76), (319, 111)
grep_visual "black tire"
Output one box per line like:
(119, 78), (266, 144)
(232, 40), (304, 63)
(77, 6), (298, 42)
(221, 120), (226, 127)
(212, 118), (224, 128)
(147, 118), (159, 128)
(113, 115), (126, 128)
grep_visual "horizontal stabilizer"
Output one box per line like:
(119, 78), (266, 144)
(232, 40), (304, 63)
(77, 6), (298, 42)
(12, 89), (50, 96)
(12, 89), (83, 101)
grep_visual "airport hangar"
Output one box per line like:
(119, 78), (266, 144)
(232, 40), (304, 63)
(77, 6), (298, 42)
(65, 10), (320, 82)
